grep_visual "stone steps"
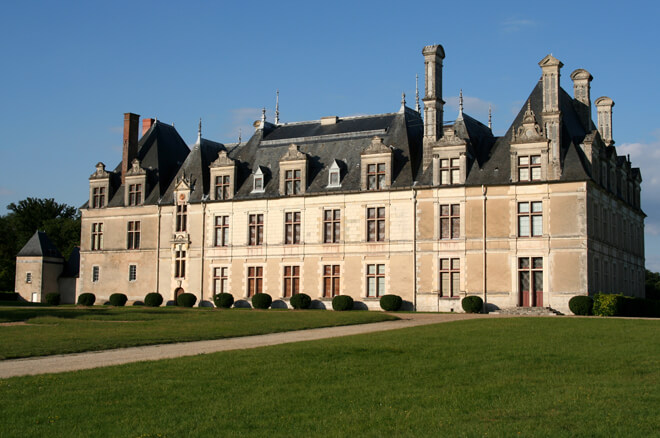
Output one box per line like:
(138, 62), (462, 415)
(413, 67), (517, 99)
(489, 306), (562, 316)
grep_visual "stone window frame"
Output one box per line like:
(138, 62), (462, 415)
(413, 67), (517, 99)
(284, 211), (302, 245)
(213, 266), (229, 294)
(279, 144), (308, 196)
(248, 213), (264, 246)
(92, 186), (106, 208)
(214, 175), (231, 201)
(252, 167), (265, 193)
(366, 206), (386, 242)
(284, 169), (302, 195)
(214, 215), (230, 247)
(246, 265), (264, 297)
(517, 201), (543, 238)
(209, 150), (236, 201)
(439, 257), (460, 298)
(127, 183), (142, 206)
(365, 263), (386, 298)
(174, 249), (186, 278)
(322, 264), (341, 298)
(439, 203), (460, 240)
(89, 162), (111, 209)
(127, 220), (140, 250)
(92, 266), (100, 283)
(282, 265), (301, 298)
(176, 204), (187, 233)
(509, 142), (549, 183)
(25, 272), (32, 284)
(323, 208), (341, 244)
(91, 222), (104, 251)
(327, 161), (342, 188)
(128, 264), (137, 282)
(518, 256), (544, 307)
(360, 136), (392, 191)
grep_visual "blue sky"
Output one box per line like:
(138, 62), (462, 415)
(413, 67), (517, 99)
(1, 0), (659, 268)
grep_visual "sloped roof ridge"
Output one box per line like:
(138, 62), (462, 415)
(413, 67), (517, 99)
(278, 111), (400, 127)
(17, 231), (63, 258)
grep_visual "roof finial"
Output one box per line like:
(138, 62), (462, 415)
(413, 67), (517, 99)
(488, 105), (492, 130)
(415, 74), (420, 113)
(275, 90), (280, 125)
(197, 118), (202, 143)
(261, 107), (266, 123)
(459, 89), (464, 117)
(238, 128), (242, 144)
(400, 92), (406, 113)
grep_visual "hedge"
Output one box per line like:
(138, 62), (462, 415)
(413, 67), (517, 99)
(462, 296), (483, 313)
(0, 292), (19, 301)
(214, 292), (234, 309)
(332, 295), (354, 311)
(45, 293), (60, 306)
(77, 293), (96, 306)
(290, 293), (311, 310)
(109, 293), (128, 307)
(177, 293), (197, 308)
(252, 293), (272, 309)
(144, 292), (163, 307)
(380, 294), (403, 311)
(593, 293), (660, 318)
(569, 295), (593, 315)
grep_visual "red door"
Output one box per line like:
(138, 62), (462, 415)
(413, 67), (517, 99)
(533, 270), (543, 307)
(519, 271), (530, 307)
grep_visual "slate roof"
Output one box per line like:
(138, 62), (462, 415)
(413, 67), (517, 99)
(17, 231), (63, 259)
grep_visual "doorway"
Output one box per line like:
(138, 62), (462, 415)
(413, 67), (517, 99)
(518, 257), (543, 307)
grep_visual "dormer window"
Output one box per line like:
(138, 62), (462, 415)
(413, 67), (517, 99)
(367, 164), (386, 190)
(215, 175), (230, 200)
(360, 137), (392, 191)
(328, 161), (341, 188)
(285, 169), (302, 195)
(209, 150), (236, 201)
(440, 158), (460, 185)
(518, 155), (541, 181)
(89, 162), (111, 208)
(92, 187), (106, 208)
(128, 184), (142, 206)
(279, 144), (308, 196)
(124, 158), (147, 206)
(252, 167), (265, 193)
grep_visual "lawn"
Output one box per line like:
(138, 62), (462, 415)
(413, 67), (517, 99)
(0, 306), (396, 359)
(1, 318), (658, 437)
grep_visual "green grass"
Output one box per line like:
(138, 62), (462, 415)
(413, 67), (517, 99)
(0, 306), (396, 359)
(1, 318), (658, 437)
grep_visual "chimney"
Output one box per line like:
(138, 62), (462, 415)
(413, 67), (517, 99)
(570, 69), (593, 132)
(142, 118), (155, 136)
(422, 44), (445, 169)
(538, 54), (563, 113)
(122, 113), (140, 184)
(595, 96), (615, 146)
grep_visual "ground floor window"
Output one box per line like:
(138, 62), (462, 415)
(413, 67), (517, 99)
(283, 266), (300, 298)
(366, 264), (385, 297)
(440, 258), (460, 297)
(128, 264), (137, 282)
(213, 267), (228, 294)
(92, 266), (100, 283)
(518, 257), (543, 307)
(323, 265), (340, 298)
(247, 266), (263, 297)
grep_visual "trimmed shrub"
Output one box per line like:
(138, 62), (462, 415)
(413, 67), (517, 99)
(177, 293), (197, 308)
(593, 293), (624, 316)
(290, 293), (311, 310)
(77, 293), (96, 306)
(109, 293), (128, 307)
(380, 294), (403, 311)
(0, 292), (19, 301)
(569, 295), (593, 316)
(252, 293), (272, 309)
(144, 292), (163, 307)
(45, 293), (60, 306)
(332, 295), (354, 311)
(462, 296), (483, 313)
(214, 292), (234, 309)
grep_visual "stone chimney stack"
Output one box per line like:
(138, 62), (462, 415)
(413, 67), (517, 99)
(570, 69), (593, 132)
(142, 118), (155, 136)
(539, 54), (563, 179)
(595, 96), (615, 146)
(422, 44), (445, 169)
(122, 113), (140, 184)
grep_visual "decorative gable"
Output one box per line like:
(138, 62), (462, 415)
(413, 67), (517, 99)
(279, 144), (308, 195)
(124, 158), (147, 206)
(174, 173), (193, 205)
(209, 150), (236, 201)
(510, 101), (551, 182)
(361, 136), (393, 190)
(89, 162), (111, 208)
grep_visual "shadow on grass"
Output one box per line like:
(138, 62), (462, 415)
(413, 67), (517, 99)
(0, 306), (200, 323)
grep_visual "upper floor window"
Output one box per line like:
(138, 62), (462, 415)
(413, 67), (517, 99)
(92, 187), (105, 208)
(285, 170), (302, 195)
(127, 221), (140, 250)
(366, 264), (385, 297)
(128, 184), (142, 206)
(440, 204), (460, 239)
(285, 212), (301, 244)
(91, 223), (104, 250)
(518, 155), (541, 181)
(214, 216), (229, 247)
(440, 158), (460, 185)
(367, 207), (385, 242)
(215, 175), (230, 200)
(323, 209), (340, 243)
(249, 214), (264, 246)
(518, 202), (542, 237)
(328, 161), (341, 188)
(253, 168), (265, 193)
(367, 163), (386, 190)
(175, 250), (186, 278)
(283, 266), (300, 298)
(176, 204), (187, 232)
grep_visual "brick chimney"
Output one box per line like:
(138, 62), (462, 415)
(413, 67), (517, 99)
(142, 118), (155, 136)
(122, 113), (140, 184)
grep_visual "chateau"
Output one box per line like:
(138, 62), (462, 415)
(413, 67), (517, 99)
(15, 44), (645, 313)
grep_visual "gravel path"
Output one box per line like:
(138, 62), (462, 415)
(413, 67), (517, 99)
(0, 313), (495, 378)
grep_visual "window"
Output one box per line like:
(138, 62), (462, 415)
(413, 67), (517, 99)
(440, 158), (460, 185)
(92, 266), (100, 283)
(439, 258), (460, 297)
(176, 204), (187, 232)
(285, 169), (302, 195)
(518, 202), (542, 237)
(127, 221), (140, 249)
(323, 265), (341, 298)
(128, 183), (142, 206)
(247, 266), (263, 297)
(440, 204), (460, 239)
(214, 216), (229, 247)
(518, 257), (543, 307)
(215, 175), (230, 200)
(253, 168), (264, 193)
(129, 264), (137, 282)
(328, 162), (341, 187)
(283, 266), (300, 298)
(91, 222), (104, 250)
(366, 264), (385, 297)
(323, 209), (340, 243)
(175, 250), (186, 278)
(366, 207), (385, 242)
(518, 155), (541, 181)
(26, 272), (32, 283)
(285, 212), (301, 244)
(249, 214), (264, 245)
(213, 267), (228, 294)
(92, 187), (105, 208)
(367, 163), (386, 190)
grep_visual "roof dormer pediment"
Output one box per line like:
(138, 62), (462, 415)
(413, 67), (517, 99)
(361, 136), (392, 155)
(511, 101), (546, 143)
(125, 158), (146, 176)
(210, 150), (234, 168)
(90, 162), (110, 179)
(280, 143), (307, 162)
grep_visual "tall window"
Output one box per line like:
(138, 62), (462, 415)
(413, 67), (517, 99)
(367, 163), (386, 190)
(91, 223), (103, 250)
(128, 183), (142, 206)
(440, 158), (460, 185)
(175, 250), (186, 278)
(129, 264), (137, 282)
(92, 266), (100, 282)
(285, 169), (302, 195)
(285, 212), (301, 244)
(323, 209), (340, 243)
(213, 267), (228, 294)
(247, 266), (263, 297)
(215, 175), (230, 200)
(366, 207), (385, 242)
(176, 204), (187, 232)
(323, 265), (340, 298)
(439, 258), (460, 297)
(92, 187), (105, 208)
(518, 202), (542, 237)
(518, 257), (543, 307)
(440, 204), (460, 239)
(214, 216), (229, 247)
(518, 155), (541, 181)
(127, 221), (140, 249)
(26, 272), (32, 283)
(283, 266), (300, 298)
(248, 214), (264, 245)
(366, 264), (385, 297)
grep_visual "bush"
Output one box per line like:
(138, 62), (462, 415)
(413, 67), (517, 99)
(569, 295), (593, 315)
(213, 292), (234, 309)
(332, 295), (354, 311)
(77, 293), (96, 306)
(252, 293), (272, 309)
(45, 293), (60, 306)
(109, 293), (128, 307)
(177, 293), (197, 308)
(0, 292), (19, 301)
(593, 293), (624, 316)
(290, 293), (311, 310)
(144, 292), (163, 307)
(462, 296), (483, 313)
(380, 294), (403, 311)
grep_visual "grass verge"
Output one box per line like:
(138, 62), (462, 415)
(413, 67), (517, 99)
(1, 318), (658, 437)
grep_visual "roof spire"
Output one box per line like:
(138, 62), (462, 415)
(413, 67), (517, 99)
(261, 107), (266, 123)
(415, 74), (420, 113)
(488, 105), (492, 130)
(275, 90), (280, 125)
(197, 118), (202, 143)
(238, 128), (242, 144)
(400, 92), (406, 113)
(458, 89), (464, 117)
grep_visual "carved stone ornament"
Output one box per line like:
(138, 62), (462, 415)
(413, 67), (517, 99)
(361, 136), (392, 155)
(210, 150), (234, 168)
(280, 143), (307, 162)
(126, 158), (146, 176)
(437, 129), (466, 147)
(174, 172), (193, 192)
(511, 101), (545, 143)
(89, 162), (110, 179)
